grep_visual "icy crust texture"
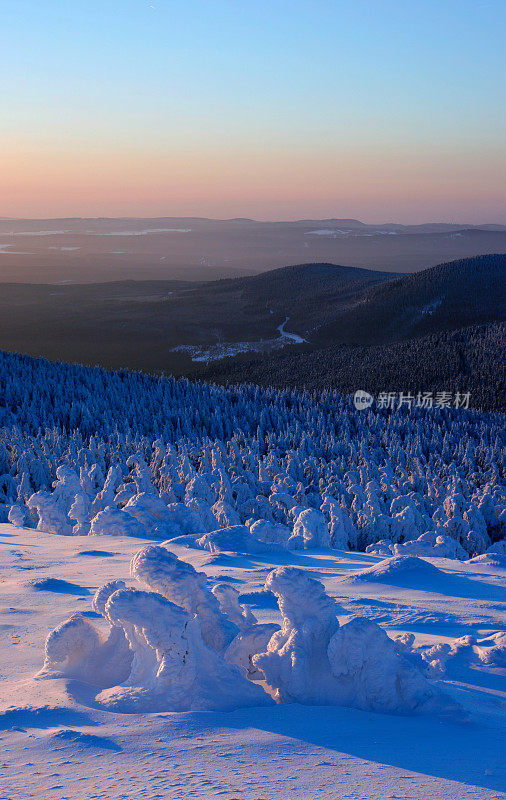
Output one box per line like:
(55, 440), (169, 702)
(0, 350), (503, 560)
(253, 566), (460, 716)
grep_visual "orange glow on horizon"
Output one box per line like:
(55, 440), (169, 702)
(1, 137), (505, 222)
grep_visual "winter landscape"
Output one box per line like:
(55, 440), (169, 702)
(1, 351), (505, 799)
(2, 1), (505, 798)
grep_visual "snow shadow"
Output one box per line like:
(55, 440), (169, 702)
(29, 578), (91, 595)
(48, 729), (122, 751)
(238, 589), (278, 609)
(203, 549), (371, 571)
(188, 703), (506, 793)
(345, 570), (506, 602)
(0, 705), (96, 731)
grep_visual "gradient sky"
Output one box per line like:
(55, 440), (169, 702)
(2, 0), (505, 222)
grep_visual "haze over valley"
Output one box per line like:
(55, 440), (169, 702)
(1, 216), (505, 283)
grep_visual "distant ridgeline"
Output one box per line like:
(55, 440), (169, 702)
(0, 348), (504, 558)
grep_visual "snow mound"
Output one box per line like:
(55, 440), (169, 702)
(347, 556), (442, 585)
(327, 617), (457, 715)
(467, 552), (506, 567)
(42, 613), (101, 681)
(249, 519), (291, 548)
(394, 532), (468, 560)
(90, 506), (148, 538)
(123, 492), (180, 538)
(40, 611), (132, 688)
(196, 525), (277, 554)
(422, 631), (506, 674)
(367, 533), (468, 560)
(366, 539), (395, 557)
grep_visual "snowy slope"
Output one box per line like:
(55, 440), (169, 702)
(1, 523), (506, 800)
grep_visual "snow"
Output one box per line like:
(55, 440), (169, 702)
(172, 315), (306, 361)
(196, 524), (280, 555)
(0, 349), (505, 798)
(307, 229), (353, 235)
(90, 505), (148, 537)
(291, 507), (331, 547)
(1, 525), (506, 798)
(276, 316), (307, 343)
(4, 230), (70, 236)
(95, 587), (270, 713)
(346, 555), (445, 587)
(1, 349), (503, 565)
(131, 544), (239, 651)
(48, 246), (81, 251)
(0, 244), (35, 254)
(100, 228), (192, 235)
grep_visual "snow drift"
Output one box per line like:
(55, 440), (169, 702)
(346, 555), (444, 587)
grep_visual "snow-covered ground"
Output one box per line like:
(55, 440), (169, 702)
(1, 523), (506, 800)
(48, 246), (81, 252)
(99, 228), (192, 236)
(0, 245), (35, 255)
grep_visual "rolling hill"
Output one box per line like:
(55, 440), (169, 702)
(309, 254), (505, 347)
(1, 216), (505, 283)
(0, 255), (503, 408)
(202, 254), (506, 411)
(0, 263), (397, 373)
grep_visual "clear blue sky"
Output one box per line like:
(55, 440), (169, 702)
(2, 0), (505, 221)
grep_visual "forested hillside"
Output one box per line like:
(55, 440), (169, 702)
(311, 254), (505, 346)
(204, 322), (506, 412)
(0, 348), (504, 559)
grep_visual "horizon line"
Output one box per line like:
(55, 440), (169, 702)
(1, 215), (505, 227)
